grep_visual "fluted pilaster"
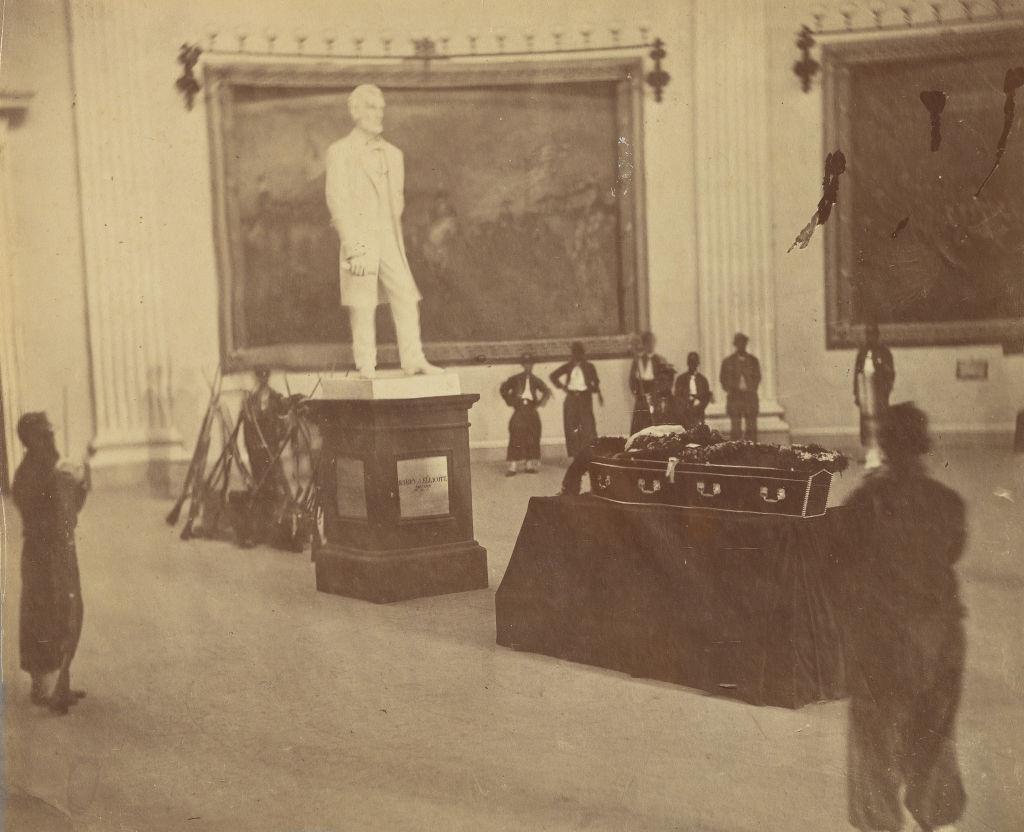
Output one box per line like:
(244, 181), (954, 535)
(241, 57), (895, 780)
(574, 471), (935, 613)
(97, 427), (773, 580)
(68, 0), (181, 467)
(693, 0), (787, 436)
(0, 100), (30, 481)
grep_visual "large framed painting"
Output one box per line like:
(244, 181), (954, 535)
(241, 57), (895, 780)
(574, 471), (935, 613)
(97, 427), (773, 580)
(822, 27), (1024, 349)
(204, 58), (648, 370)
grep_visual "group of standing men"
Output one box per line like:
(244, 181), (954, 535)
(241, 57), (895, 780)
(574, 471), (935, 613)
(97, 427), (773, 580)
(499, 330), (766, 475)
(629, 330), (762, 441)
(500, 342), (603, 476)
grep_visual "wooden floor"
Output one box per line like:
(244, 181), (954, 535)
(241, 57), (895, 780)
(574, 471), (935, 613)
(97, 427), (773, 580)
(3, 446), (1023, 831)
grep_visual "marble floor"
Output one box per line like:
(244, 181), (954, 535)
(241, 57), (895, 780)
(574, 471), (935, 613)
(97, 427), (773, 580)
(2, 446), (1023, 831)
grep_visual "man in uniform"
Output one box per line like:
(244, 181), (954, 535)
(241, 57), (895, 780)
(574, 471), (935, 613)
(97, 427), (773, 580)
(11, 412), (89, 714)
(500, 355), (551, 476)
(628, 331), (670, 435)
(239, 366), (302, 546)
(853, 322), (896, 470)
(242, 366), (288, 491)
(720, 332), (761, 442)
(549, 341), (603, 458)
(325, 84), (442, 379)
(673, 351), (712, 429)
(843, 403), (966, 832)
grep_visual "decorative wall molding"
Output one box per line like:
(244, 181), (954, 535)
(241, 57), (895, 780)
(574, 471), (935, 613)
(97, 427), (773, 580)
(175, 26), (671, 109)
(793, 0), (1024, 92)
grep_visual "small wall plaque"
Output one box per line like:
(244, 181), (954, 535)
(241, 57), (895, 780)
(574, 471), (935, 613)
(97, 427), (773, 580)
(955, 359), (988, 381)
(335, 457), (368, 519)
(397, 455), (451, 519)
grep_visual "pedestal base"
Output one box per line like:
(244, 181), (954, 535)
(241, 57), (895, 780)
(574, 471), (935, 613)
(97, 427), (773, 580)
(308, 381), (487, 604)
(314, 540), (488, 604)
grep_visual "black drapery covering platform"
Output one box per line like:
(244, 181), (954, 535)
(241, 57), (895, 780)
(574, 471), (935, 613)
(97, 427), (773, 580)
(495, 496), (851, 708)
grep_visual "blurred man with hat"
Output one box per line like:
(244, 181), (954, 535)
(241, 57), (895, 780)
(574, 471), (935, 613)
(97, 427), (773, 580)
(11, 412), (90, 714)
(843, 403), (967, 832)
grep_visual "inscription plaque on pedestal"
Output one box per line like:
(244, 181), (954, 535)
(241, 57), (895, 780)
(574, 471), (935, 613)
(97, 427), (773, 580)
(335, 457), (367, 519)
(397, 455), (451, 519)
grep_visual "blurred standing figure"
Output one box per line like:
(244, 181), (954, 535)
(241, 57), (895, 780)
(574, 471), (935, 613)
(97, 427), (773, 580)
(242, 366), (288, 491)
(843, 403), (966, 832)
(549, 341), (603, 458)
(673, 352), (712, 429)
(854, 323), (895, 470)
(12, 412), (89, 714)
(500, 355), (551, 476)
(628, 331), (669, 435)
(720, 333), (761, 442)
(650, 362), (679, 426)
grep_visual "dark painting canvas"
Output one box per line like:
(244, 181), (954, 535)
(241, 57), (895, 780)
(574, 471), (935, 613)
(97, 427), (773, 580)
(824, 30), (1024, 347)
(217, 68), (639, 367)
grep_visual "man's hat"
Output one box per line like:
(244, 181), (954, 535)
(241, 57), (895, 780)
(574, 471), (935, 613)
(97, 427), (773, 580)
(16, 412), (52, 446)
(879, 402), (931, 458)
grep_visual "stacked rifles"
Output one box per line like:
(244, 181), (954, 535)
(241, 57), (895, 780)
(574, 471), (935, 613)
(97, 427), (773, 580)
(165, 369), (322, 550)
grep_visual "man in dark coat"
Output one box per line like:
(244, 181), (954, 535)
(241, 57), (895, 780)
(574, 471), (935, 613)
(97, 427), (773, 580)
(242, 366), (289, 491)
(628, 331), (670, 435)
(719, 332), (761, 441)
(650, 362), (679, 426)
(853, 323), (896, 470)
(11, 412), (89, 714)
(240, 366), (294, 546)
(500, 354), (551, 476)
(549, 341), (603, 458)
(673, 351), (712, 428)
(843, 403), (966, 832)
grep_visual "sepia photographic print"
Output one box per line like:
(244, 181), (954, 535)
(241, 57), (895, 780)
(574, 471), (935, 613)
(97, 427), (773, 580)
(1, 1), (1023, 831)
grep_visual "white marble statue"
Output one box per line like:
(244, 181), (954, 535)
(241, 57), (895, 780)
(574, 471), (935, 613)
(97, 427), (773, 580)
(325, 84), (442, 379)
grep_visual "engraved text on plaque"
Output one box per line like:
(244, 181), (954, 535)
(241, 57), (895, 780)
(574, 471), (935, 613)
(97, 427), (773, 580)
(396, 455), (451, 519)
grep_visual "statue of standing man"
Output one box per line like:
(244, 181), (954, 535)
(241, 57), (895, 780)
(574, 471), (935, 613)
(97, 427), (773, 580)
(326, 85), (442, 379)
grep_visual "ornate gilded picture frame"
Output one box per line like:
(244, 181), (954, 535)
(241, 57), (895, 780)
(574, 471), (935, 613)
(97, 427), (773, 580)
(204, 58), (649, 371)
(822, 27), (1024, 349)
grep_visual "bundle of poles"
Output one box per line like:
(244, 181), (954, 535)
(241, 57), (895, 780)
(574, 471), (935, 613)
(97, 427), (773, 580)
(165, 368), (323, 548)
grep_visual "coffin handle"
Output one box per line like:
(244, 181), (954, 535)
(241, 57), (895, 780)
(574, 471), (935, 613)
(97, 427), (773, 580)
(696, 480), (721, 498)
(760, 486), (787, 503)
(637, 478), (662, 495)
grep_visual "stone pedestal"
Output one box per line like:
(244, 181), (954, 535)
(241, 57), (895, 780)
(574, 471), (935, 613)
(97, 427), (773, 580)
(308, 372), (488, 603)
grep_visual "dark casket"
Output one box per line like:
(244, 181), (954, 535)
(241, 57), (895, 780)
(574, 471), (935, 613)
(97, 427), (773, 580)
(584, 425), (847, 519)
(589, 456), (833, 518)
